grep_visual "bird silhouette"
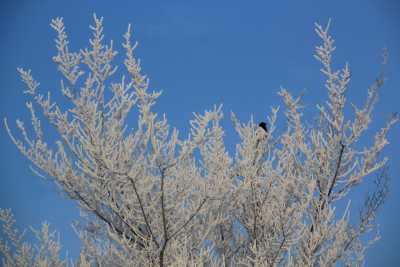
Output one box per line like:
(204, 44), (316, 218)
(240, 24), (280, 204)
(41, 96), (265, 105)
(255, 121), (268, 145)
(258, 122), (268, 133)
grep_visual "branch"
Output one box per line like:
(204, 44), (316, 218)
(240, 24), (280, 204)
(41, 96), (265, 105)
(71, 189), (146, 249)
(159, 168), (168, 267)
(169, 197), (208, 240)
(160, 169), (168, 242)
(271, 224), (287, 266)
(324, 142), (346, 207)
(311, 142), (345, 233)
(127, 173), (159, 248)
(328, 143), (345, 197)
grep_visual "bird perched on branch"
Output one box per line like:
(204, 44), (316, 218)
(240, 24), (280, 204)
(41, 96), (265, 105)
(250, 121), (269, 174)
(258, 122), (268, 133)
(255, 121), (268, 146)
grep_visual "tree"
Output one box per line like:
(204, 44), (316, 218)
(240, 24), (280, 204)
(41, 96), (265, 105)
(1, 15), (398, 266)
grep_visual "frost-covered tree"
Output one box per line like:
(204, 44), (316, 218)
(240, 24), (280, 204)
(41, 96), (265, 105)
(1, 15), (398, 266)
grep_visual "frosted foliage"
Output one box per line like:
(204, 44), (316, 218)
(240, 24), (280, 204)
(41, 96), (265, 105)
(2, 16), (398, 266)
(0, 209), (66, 267)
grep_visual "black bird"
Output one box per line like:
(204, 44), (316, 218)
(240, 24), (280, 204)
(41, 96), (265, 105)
(258, 122), (268, 133)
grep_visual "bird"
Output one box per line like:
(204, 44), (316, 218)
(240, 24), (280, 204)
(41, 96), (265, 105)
(258, 122), (268, 133)
(255, 121), (268, 144)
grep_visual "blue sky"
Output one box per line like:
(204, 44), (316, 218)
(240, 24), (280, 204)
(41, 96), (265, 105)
(0, 0), (399, 265)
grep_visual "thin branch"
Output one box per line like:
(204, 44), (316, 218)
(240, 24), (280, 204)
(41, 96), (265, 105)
(159, 167), (168, 267)
(324, 142), (346, 206)
(311, 142), (345, 233)
(72, 189), (145, 249)
(127, 173), (159, 248)
(169, 197), (208, 240)
(160, 169), (168, 242)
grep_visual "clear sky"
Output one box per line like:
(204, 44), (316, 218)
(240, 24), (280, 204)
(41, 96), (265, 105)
(1, 0), (399, 265)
